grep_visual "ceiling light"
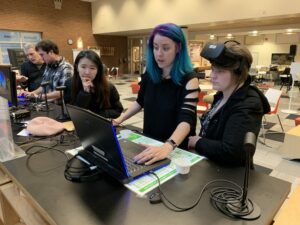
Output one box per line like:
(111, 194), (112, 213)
(249, 30), (258, 36)
(226, 33), (233, 39)
(209, 34), (215, 40)
(285, 29), (294, 35)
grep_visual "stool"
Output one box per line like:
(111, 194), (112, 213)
(295, 117), (300, 126)
(131, 82), (140, 94)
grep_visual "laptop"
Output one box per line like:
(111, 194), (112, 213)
(67, 104), (171, 183)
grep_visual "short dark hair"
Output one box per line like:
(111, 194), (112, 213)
(35, 40), (59, 54)
(223, 41), (253, 84)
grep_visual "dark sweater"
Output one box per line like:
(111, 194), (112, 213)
(20, 60), (45, 91)
(136, 72), (198, 149)
(73, 82), (123, 119)
(195, 76), (270, 167)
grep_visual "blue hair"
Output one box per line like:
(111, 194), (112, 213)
(146, 23), (193, 85)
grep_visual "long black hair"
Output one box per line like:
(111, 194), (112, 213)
(71, 50), (110, 108)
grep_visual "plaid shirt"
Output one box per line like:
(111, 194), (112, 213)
(42, 57), (73, 93)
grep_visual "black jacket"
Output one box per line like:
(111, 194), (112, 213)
(195, 77), (270, 167)
(73, 82), (123, 119)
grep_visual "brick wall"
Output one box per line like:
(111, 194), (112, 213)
(0, 0), (128, 73)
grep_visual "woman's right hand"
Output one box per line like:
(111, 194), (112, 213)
(82, 78), (94, 93)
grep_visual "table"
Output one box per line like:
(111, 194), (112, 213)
(0, 103), (292, 225)
(0, 150), (291, 225)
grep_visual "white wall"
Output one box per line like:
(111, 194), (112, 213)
(92, 0), (300, 34)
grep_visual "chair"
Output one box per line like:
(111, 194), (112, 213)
(261, 88), (284, 144)
(130, 81), (140, 94)
(281, 63), (300, 114)
(249, 67), (258, 83)
(257, 66), (269, 82)
(197, 91), (209, 114)
(279, 67), (291, 92)
(295, 117), (300, 126)
(110, 67), (119, 79)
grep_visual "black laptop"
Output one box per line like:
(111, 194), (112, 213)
(67, 105), (171, 183)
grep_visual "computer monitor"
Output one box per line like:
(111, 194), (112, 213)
(7, 48), (27, 70)
(271, 53), (294, 65)
(0, 65), (18, 107)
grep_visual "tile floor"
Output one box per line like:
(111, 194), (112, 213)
(111, 75), (300, 193)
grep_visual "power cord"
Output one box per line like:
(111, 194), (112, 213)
(24, 140), (71, 175)
(149, 172), (255, 219)
(15, 136), (49, 146)
(24, 140), (69, 160)
(64, 154), (102, 182)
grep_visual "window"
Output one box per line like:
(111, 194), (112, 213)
(0, 30), (41, 64)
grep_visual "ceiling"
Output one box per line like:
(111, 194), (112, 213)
(99, 13), (300, 37)
(188, 14), (300, 36)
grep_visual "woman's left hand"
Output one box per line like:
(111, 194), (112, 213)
(133, 143), (173, 165)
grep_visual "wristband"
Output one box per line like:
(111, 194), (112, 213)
(165, 139), (178, 150)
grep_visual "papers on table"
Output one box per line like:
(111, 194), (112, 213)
(66, 131), (204, 196)
(123, 131), (203, 196)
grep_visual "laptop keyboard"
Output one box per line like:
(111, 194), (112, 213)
(124, 154), (145, 174)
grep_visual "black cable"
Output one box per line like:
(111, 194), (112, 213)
(56, 132), (79, 147)
(15, 135), (53, 147)
(24, 141), (70, 160)
(24, 141), (70, 175)
(150, 171), (255, 219)
(150, 171), (207, 212)
(64, 155), (102, 182)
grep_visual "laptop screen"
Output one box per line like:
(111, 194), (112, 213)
(66, 105), (128, 177)
(67, 104), (171, 183)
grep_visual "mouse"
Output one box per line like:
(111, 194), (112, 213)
(149, 192), (162, 204)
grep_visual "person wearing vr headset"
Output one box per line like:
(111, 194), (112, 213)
(113, 23), (199, 165)
(188, 41), (270, 167)
(71, 50), (123, 118)
(23, 40), (73, 101)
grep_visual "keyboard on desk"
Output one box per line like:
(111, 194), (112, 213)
(123, 154), (145, 175)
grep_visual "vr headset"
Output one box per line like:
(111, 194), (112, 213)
(200, 42), (250, 74)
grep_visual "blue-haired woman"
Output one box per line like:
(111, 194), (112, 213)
(113, 23), (199, 165)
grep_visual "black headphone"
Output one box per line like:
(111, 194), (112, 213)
(48, 58), (62, 69)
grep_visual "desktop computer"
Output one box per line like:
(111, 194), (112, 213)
(0, 64), (18, 107)
(7, 48), (27, 70)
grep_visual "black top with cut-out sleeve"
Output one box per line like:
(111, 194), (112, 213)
(136, 72), (199, 149)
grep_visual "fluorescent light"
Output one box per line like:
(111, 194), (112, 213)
(249, 30), (258, 36)
(226, 33), (233, 39)
(209, 34), (215, 40)
(285, 29), (294, 35)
